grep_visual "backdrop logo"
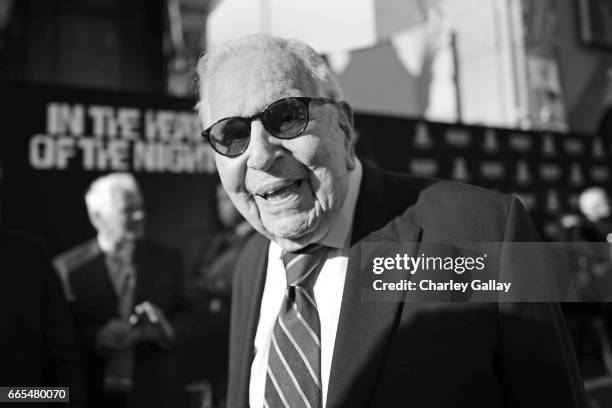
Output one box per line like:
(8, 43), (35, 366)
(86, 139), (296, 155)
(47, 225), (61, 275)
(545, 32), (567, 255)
(413, 122), (433, 149)
(515, 160), (532, 185)
(28, 102), (215, 174)
(409, 158), (438, 176)
(483, 129), (499, 153)
(445, 128), (471, 147)
(591, 166), (611, 182)
(563, 138), (585, 155)
(509, 133), (532, 152)
(569, 163), (584, 186)
(480, 161), (504, 179)
(592, 138), (605, 159)
(541, 134), (556, 156)
(452, 157), (469, 181)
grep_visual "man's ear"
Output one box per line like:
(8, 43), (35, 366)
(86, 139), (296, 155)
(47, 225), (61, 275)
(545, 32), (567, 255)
(337, 101), (356, 170)
(337, 101), (354, 133)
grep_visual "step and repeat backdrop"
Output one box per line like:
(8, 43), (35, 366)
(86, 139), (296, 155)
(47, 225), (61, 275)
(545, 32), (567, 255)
(354, 113), (612, 236)
(2, 81), (611, 262)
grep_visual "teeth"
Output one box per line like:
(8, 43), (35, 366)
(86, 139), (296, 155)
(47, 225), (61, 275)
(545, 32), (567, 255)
(260, 180), (300, 200)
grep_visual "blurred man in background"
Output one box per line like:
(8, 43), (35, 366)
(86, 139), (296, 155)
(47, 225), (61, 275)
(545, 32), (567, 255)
(54, 173), (196, 408)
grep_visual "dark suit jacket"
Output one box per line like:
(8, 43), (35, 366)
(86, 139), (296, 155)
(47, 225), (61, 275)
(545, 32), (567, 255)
(227, 162), (587, 407)
(61, 239), (194, 408)
(0, 230), (84, 407)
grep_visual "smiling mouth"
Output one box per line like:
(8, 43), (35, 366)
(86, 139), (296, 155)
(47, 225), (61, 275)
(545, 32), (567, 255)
(257, 180), (304, 200)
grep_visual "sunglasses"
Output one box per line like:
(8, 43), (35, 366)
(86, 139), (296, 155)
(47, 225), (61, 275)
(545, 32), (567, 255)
(201, 96), (336, 157)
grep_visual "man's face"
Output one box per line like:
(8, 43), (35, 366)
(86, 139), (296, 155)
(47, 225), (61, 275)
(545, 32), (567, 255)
(95, 190), (145, 248)
(205, 50), (355, 251)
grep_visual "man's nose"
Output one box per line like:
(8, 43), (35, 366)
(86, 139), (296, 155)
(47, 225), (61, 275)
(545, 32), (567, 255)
(246, 120), (283, 170)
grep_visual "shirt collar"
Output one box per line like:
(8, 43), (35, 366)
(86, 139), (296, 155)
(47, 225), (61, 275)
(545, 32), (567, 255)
(97, 234), (136, 257)
(317, 158), (363, 249)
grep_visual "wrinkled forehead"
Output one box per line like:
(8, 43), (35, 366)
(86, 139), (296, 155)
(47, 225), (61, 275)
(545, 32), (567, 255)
(206, 49), (319, 123)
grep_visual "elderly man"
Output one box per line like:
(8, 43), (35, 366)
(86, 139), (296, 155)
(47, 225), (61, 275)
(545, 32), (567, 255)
(54, 173), (193, 408)
(197, 34), (586, 407)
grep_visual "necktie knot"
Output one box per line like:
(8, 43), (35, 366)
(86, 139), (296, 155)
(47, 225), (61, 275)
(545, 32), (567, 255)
(281, 245), (328, 288)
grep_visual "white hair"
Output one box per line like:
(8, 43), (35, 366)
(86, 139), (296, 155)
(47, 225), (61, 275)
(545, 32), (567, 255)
(85, 173), (141, 215)
(196, 33), (344, 125)
(578, 186), (609, 219)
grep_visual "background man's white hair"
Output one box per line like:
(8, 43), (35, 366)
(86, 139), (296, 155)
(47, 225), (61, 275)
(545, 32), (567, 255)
(196, 33), (344, 125)
(578, 186), (610, 220)
(85, 173), (141, 215)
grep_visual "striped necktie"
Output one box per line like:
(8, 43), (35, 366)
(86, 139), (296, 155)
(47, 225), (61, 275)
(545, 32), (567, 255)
(264, 245), (328, 408)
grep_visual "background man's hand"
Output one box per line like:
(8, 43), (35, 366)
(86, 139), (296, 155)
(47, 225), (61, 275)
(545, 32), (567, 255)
(131, 301), (175, 347)
(95, 318), (134, 356)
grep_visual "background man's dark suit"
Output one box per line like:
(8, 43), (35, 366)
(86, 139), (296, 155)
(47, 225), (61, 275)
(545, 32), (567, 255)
(0, 229), (84, 407)
(228, 161), (586, 407)
(65, 239), (194, 408)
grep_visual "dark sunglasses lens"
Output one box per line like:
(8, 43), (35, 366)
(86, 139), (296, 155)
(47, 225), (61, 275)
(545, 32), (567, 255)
(264, 98), (308, 138)
(210, 118), (250, 156)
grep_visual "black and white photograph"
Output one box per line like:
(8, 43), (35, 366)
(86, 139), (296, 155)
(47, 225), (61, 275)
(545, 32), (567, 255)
(1, 0), (612, 407)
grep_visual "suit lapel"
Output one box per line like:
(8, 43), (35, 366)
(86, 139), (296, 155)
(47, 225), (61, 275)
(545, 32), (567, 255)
(326, 162), (422, 408)
(229, 234), (269, 408)
(133, 241), (155, 304)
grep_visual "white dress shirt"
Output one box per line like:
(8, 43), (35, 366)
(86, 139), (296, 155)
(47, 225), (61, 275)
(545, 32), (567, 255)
(249, 159), (363, 408)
